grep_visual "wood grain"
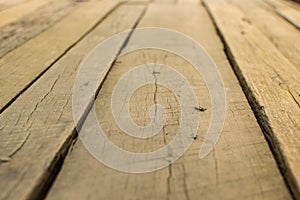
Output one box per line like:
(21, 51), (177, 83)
(203, 0), (300, 198)
(46, 2), (291, 200)
(0, 0), (29, 11)
(0, 0), (55, 27)
(228, 0), (300, 71)
(0, 0), (77, 58)
(0, 0), (118, 112)
(0, 3), (145, 200)
(265, 0), (300, 30)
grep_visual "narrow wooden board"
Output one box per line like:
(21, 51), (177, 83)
(0, 3), (145, 200)
(46, 2), (291, 200)
(203, 0), (300, 198)
(265, 0), (300, 30)
(0, 0), (77, 58)
(0, 0), (118, 112)
(0, 0), (54, 27)
(228, 0), (300, 71)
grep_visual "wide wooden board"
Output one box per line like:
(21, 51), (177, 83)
(203, 0), (300, 198)
(0, 3), (145, 200)
(46, 2), (291, 200)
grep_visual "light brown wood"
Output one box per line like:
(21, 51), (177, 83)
(0, 0), (118, 112)
(46, 2), (291, 200)
(0, 0), (77, 58)
(0, 0), (55, 27)
(265, 0), (300, 30)
(0, 3), (145, 200)
(203, 0), (300, 198)
(0, 0), (29, 11)
(228, 0), (300, 71)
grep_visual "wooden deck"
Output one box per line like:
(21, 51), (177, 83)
(0, 0), (299, 199)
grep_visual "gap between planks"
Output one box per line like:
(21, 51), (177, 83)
(203, 0), (300, 198)
(46, 2), (291, 200)
(264, 0), (300, 30)
(0, 0), (77, 59)
(227, 0), (300, 71)
(0, 0), (121, 114)
(0, 2), (147, 200)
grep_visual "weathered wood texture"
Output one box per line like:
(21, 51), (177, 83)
(0, 0), (54, 27)
(0, 0), (28, 11)
(265, 0), (300, 29)
(0, 0), (77, 58)
(203, 0), (300, 198)
(0, 3), (145, 200)
(228, 0), (300, 71)
(0, 0), (118, 112)
(46, 2), (291, 200)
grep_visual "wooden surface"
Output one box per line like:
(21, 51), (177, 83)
(0, 0), (55, 27)
(204, 0), (300, 198)
(0, 0), (299, 199)
(229, 0), (300, 70)
(0, 0), (28, 11)
(46, 2), (290, 200)
(0, 0), (118, 112)
(0, 1), (145, 200)
(265, 0), (300, 29)
(0, 0), (77, 58)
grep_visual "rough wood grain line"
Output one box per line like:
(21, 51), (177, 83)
(47, 3), (291, 200)
(0, 0), (76, 58)
(0, 0), (29, 11)
(203, 0), (300, 198)
(264, 0), (300, 30)
(0, 0), (77, 59)
(0, 4), (145, 200)
(228, 0), (300, 71)
(0, 0), (119, 113)
(0, 0), (55, 27)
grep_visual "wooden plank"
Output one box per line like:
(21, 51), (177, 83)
(46, 2), (291, 200)
(265, 0), (300, 30)
(0, 0), (118, 112)
(0, 0), (77, 58)
(228, 0), (300, 71)
(0, 0), (29, 11)
(203, 0), (300, 198)
(0, 0), (55, 27)
(282, 0), (300, 10)
(0, 3), (145, 200)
